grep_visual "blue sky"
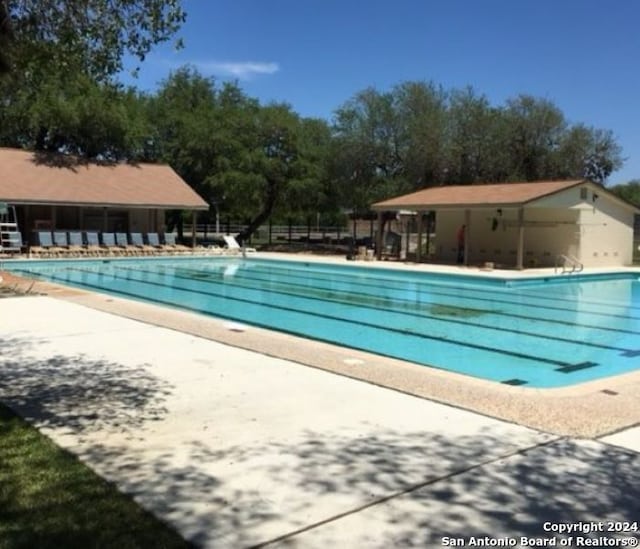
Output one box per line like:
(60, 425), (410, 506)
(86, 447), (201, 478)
(123, 0), (640, 185)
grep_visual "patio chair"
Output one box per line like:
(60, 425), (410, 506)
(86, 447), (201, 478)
(145, 233), (165, 254)
(162, 233), (191, 254)
(115, 232), (136, 255)
(223, 235), (256, 255)
(31, 231), (65, 257)
(85, 232), (103, 256)
(53, 231), (72, 255)
(101, 232), (123, 256)
(68, 231), (89, 256)
(129, 232), (153, 255)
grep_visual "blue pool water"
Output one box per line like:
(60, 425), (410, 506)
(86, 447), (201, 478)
(6, 257), (640, 388)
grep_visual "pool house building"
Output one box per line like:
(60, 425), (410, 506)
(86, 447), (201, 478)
(372, 179), (639, 269)
(0, 148), (208, 248)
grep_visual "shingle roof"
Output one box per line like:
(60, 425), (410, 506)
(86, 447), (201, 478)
(0, 148), (209, 209)
(372, 180), (586, 210)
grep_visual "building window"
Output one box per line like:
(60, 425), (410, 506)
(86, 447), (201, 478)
(580, 187), (588, 200)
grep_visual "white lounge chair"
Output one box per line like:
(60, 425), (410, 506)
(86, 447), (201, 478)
(223, 235), (256, 255)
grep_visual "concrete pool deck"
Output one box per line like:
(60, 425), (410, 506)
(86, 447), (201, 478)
(5, 255), (640, 438)
(1, 256), (639, 547)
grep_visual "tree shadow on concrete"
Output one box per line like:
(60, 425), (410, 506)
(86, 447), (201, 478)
(1, 336), (638, 549)
(330, 437), (640, 548)
(0, 335), (173, 436)
(58, 422), (640, 549)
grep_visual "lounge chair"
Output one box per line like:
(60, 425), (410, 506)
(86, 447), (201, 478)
(162, 233), (191, 254)
(68, 231), (88, 256)
(53, 231), (72, 255)
(101, 232), (122, 256)
(115, 232), (136, 255)
(30, 231), (65, 257)
(223, 235), (256, 255)
(129, 232), (154, 255)
(85, 232), (103, 256)
(145, 233), (165, 254)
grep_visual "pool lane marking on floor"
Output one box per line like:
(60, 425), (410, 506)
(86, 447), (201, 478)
(29, 266), (605, 373)
(126, 264), (640, 354)
(241, 262), (640, 315)
(167, 262), (640, 330)
(17, 264), (639, 369)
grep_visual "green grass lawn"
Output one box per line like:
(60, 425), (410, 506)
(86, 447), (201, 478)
(0, 404), (193, 549)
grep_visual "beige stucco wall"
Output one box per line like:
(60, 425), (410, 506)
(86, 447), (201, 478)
(577, 198), (635, 267)
(433, 208), (579, 268)
(429, 183), (636, 268)
(533, 183), (635, 267)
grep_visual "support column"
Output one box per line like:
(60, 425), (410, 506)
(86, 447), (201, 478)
(375, 211), (383, 260)
(24, 205), (31, 242)
(191, 210), (197, 248)
(416, 210), (423, 263)
(463, 209), (471, 266)
(102, 207), (108, 232)
(516, 207), (525, 270)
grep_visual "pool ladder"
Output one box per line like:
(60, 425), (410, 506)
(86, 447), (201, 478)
(555, 254), (583, 275)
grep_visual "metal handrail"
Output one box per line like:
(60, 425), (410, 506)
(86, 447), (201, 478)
(555, 254), (584, 274)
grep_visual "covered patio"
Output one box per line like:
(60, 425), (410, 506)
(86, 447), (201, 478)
(0, 148), (208, 247)
(372, 180), (639, 269)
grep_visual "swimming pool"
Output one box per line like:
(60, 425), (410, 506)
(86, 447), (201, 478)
(6, 257), (640, 388)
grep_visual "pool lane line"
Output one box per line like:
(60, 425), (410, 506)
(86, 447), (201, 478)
(84, 263), (640, 356)
(239, 262), (640, 314)
(53, 265), (610, 369)
(20, 267), (571, 376)
(132, 264), (640, 347)
(171, 262), (640, 324)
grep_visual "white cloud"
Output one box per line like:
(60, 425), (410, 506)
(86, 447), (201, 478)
(191, 60), (280, 80)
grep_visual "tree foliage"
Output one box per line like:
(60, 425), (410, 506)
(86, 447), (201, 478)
(609, 180), (640, 208)
(330, 82), (625, 211)
(0, 16), (631, 238)
(0, 70), (152, 160)
(149, 68), (333, 241)
(1, 0), (185, 79)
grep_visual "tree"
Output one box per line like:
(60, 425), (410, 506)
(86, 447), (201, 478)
(332, 87), (408, 218)
(0, 0), (185, 161)
(0, 70), (152, 159)
(444, 87), (503, 184)
(279, 117), (335, 224)
(609, 180), (640, 207)
(393, 80), (447, 188)
(0, 1), (10, 73)
(1, 0), (185, 80)
(218, 103), (316, 243)
(502, 95), (567, 181)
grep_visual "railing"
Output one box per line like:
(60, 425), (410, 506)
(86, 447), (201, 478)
(555, 254), (584, 274)
(183, 223), (374, 244)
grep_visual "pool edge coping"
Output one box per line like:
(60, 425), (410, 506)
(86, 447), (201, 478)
(3, 256), (640, 439)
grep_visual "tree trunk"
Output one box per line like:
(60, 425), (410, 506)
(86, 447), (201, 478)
(236, 179), (278, 244)
(0, 1), (11, 74)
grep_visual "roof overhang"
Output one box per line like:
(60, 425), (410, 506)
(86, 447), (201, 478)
(371, 180), (640, 214)
(6, 199), (210, 210)
(0, 148), (210, 211)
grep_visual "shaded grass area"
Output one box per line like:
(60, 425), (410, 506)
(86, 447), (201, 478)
(0, 403), (192, 549)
